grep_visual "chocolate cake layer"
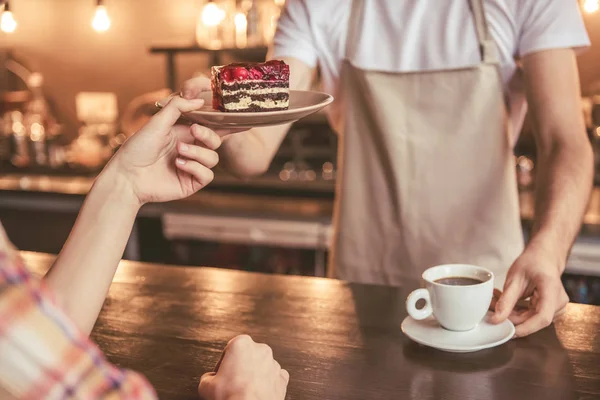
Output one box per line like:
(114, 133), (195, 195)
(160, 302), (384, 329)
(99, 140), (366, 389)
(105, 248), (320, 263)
(221, 104), (289, 112)
(221, 92), (289, 103)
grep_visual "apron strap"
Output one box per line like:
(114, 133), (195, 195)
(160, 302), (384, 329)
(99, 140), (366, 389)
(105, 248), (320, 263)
(344, 0), (363, 60)
(468, 0), (498, 63)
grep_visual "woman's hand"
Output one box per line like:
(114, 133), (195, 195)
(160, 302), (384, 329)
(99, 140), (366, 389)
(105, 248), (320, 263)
(111, 96), (221, 205)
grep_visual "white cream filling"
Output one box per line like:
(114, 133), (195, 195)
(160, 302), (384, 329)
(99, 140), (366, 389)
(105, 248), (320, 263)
(224, 97), (289, 110)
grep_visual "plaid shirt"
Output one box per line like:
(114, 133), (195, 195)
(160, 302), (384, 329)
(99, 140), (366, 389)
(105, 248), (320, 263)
(0, 226), (157, 399)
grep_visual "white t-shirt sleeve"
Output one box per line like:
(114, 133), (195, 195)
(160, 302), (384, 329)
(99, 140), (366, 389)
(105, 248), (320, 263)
(272, 0), (318, 68)
(518, 0), (590, 57)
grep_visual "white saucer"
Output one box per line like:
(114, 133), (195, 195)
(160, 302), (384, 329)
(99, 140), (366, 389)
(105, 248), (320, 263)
(401, 312), (515, 353)
(156, 90), (333, 129)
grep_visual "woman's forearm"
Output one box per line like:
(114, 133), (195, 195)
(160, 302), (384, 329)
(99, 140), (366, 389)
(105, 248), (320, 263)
(44, 162), (140, 335)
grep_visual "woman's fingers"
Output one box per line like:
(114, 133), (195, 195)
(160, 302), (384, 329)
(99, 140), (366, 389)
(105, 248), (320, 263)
(190, 124), (222, 150)
(177, 142), (219, 169)
(149, 97), (204, 133)
(175, 158), (215, 188)
(173, 124), (221, 191)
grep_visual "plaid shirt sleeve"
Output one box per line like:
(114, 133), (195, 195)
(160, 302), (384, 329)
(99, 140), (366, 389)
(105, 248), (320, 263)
(0, 226), (157, 400)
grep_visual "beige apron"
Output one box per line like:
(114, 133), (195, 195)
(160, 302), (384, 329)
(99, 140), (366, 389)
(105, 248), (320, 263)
(330, 0), (524, 288)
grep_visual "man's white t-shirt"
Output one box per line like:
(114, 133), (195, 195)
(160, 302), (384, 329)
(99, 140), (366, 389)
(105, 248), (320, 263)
(272, 0), (590, 136)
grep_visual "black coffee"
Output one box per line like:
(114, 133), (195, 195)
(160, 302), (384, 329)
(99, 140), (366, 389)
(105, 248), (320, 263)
(435, 276), (483, 286)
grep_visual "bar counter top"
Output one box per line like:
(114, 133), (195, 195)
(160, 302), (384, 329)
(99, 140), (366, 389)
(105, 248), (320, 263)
(0, 173), (334, 222)
(22, 251), (600, 400)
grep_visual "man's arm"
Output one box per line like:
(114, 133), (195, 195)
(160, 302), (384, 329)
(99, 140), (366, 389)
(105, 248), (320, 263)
(181, 54), (315, 178)
(492, 48), (593, 337)
(524, 48), (593, 262)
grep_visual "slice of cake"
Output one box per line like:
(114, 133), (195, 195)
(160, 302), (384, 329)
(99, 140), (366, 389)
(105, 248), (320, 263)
(211, 60), (290, 112)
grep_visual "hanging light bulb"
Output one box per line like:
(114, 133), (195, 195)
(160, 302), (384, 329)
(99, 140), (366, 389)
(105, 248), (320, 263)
(92, 0), (111, 32)
(234, 12), (247, 48)
(583, 0), (599, 14)
(201, 0), (226, 27)
(1, 2), (17, 33)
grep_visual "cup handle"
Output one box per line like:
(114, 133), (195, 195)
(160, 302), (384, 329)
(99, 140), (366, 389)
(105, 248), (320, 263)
(406, 288), (432, 320)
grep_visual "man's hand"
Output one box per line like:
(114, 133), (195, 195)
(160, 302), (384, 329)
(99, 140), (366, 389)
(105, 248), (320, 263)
(180, 76), (211, 101)
(491, 244), (569, 338)
(198, 335), (289, 400)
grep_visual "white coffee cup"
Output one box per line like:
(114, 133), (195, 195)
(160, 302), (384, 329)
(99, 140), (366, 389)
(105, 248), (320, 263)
(405, 264), (494, 331)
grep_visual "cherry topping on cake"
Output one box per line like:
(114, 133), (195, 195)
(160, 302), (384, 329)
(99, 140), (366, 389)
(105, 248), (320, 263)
(211, 60), (289, 112)
(249, 67), (263, 79)
(220, 68), (233, 82)
(232, 67), (249, 80)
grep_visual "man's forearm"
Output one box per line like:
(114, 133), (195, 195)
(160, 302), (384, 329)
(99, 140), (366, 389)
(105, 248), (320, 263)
(218, 124), (291, 178)
(529, 139), (593, 270)
(44, 162), (140, 335)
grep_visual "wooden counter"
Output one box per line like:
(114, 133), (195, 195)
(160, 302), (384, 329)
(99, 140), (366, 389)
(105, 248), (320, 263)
(23, 251), (600, 400)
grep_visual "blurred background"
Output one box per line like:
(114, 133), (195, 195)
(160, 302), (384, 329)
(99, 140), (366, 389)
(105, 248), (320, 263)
(0, 0), (599, 305)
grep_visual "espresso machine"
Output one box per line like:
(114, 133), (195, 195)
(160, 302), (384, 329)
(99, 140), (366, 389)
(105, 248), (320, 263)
(0, 54), (66, 171)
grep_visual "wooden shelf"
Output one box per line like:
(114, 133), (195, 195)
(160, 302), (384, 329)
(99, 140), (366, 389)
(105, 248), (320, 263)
(149, 44), (269, 91)
(149, 44), (268, 55)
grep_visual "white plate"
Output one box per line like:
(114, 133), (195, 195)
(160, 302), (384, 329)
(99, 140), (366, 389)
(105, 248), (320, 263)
(156, 90), (333, 129)
(401, 312), (515, 353)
